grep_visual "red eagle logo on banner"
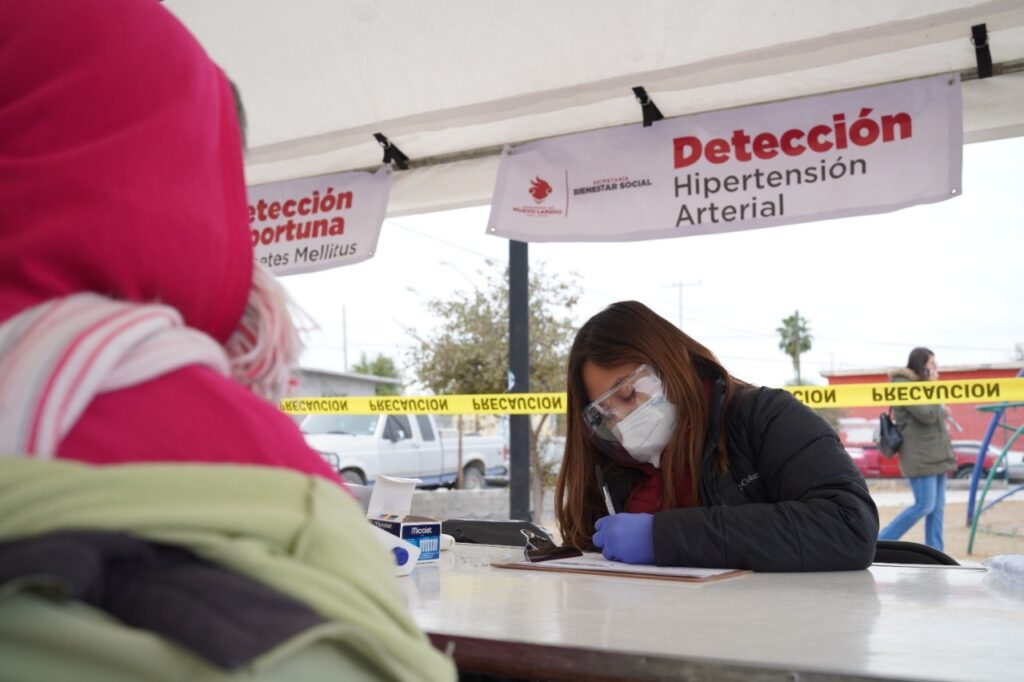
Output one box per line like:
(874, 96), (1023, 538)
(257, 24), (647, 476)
(528, 176), (553, 203)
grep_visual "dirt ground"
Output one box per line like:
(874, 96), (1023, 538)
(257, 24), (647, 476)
(883, 501), (1024, 563)
(872, 481), (1024, 563)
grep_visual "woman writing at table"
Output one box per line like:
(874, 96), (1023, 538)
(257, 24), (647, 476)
(554, 301), (879, 571)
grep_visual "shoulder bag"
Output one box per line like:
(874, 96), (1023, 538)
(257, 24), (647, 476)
(878, 408), (903, 458)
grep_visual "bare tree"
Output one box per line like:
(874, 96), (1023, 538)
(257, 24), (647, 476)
(407, 263), (579, 519)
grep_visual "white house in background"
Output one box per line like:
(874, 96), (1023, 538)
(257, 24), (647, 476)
(293, 367), (402, 397)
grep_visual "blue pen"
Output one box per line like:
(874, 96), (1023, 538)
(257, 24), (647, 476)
(594, 465), (616, 516)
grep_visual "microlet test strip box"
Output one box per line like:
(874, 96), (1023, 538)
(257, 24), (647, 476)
(366, 475), (441, 562)
(369, 515), (441, 562)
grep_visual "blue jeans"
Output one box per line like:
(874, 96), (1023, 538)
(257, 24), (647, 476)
(878, 473), (947, 551)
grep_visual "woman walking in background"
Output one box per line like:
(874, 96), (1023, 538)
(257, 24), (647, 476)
(878, 348), (956, 550)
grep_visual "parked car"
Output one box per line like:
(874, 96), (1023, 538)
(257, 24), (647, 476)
(484, 435), (565, 487)
(301, 413), (506, 489)
(846, 441), (1005, 480)
(951, 440), (1024, 482)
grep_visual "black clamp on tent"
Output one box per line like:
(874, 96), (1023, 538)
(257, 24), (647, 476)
(373, 132), (410, 170)
(632, 86), (664, 127)
(971, 24), (993, 79)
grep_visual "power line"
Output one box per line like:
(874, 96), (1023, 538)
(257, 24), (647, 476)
(662, 280), (702, 328)
(813, 336), (1014, 352)
(387, 219), (503, 264)
(370, 221), (1020, 358)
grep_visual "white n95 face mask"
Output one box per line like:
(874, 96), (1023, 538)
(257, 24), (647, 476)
(610, 396), (678, 468)
(582, 365), (679, 467)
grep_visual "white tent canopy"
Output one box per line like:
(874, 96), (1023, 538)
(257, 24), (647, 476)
(167, 0), (1024, 217)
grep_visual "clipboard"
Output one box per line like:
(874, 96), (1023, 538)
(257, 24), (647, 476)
(492, 552), (750, 583)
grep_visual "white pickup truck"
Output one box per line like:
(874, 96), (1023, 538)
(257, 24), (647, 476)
(300, 413), (507, 489)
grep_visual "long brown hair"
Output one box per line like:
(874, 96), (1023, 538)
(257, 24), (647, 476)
(554, 300), (743, 551)
(906, 347), (934, 381)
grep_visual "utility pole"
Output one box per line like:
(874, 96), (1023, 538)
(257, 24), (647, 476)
(342, 305), (348, 370)
(662, 280), (702, 328)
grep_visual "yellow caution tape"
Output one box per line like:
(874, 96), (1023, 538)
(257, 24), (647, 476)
(783, 377), (1024, 409)
(280, 392), (566, 415)
(280, 378), (1024, 415)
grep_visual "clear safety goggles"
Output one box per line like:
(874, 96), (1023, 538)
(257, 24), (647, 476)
(582, 364), (665, 443)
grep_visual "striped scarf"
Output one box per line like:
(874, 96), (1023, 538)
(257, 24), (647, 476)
(0, 293), (228, 458)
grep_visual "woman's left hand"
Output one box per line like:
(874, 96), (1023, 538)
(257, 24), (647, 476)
(593, 513), (655, 564)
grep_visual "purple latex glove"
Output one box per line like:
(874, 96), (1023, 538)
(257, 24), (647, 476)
(592, 513), (655, 564)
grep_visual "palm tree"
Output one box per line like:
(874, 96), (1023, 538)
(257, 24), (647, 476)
(777, 310), (812, 384)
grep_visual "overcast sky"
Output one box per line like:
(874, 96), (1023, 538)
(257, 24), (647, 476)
(281, 136), (1023, 390)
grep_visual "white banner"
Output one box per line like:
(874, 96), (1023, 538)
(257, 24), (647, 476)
(247, 166), (392, 275)
(488, 75), (962, 242)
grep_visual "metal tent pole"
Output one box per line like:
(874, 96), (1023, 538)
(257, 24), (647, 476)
(508, 240), (531, 521)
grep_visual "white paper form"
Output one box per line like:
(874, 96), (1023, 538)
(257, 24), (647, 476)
(493, 552), (750, 583)
(536, 553), (738, 578)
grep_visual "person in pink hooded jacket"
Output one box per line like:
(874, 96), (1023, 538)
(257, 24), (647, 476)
(0, 6), (465, 681)
(0, 0), (338, 483)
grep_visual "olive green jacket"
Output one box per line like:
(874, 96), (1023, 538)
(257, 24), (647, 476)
(0, 459), (455, 682)
(889, 369), (955, 477)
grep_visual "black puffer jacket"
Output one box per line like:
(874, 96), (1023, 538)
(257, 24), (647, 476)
(606, 380), (879, 571)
